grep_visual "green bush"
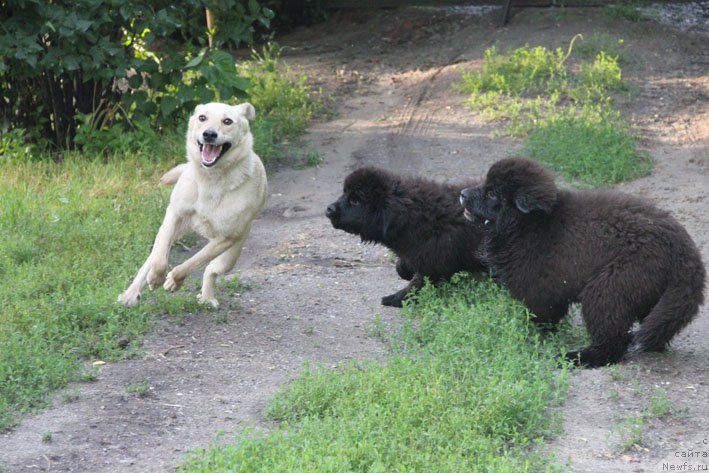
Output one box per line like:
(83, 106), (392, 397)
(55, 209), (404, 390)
(0, 0), (274, 150)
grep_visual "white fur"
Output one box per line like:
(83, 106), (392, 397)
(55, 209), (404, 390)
(118, 102), (267, 308)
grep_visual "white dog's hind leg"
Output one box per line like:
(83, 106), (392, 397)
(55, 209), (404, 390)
(199, 240), (245, 308)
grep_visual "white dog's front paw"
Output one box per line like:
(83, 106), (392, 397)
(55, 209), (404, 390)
(163, 270), (183, 293)
(117, 289), (141, 307)
(197, 293), (220, 309)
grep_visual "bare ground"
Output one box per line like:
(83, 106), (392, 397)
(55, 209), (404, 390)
(1, 6), (707, 472)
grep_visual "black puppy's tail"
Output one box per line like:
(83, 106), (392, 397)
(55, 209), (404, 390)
(631, 255), (705, 353)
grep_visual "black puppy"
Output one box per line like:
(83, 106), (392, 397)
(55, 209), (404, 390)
(460, 158), (705, 367)
(327, 166), (486, 307)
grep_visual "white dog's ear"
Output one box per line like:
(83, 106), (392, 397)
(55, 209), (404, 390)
(233, 102), (256, 121)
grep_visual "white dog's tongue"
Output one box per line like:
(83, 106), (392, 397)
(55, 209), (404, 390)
(201, 144), (222, 165)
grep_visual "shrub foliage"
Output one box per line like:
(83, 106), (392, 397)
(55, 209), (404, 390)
(0, 0), (275, 150)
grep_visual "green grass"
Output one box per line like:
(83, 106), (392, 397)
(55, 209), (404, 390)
(179, 276), (570, 472)
(0, 46), (319, 431)
(525, 105), (651, 187)
(0, 153), (202, 430)
(458, 37), (651, 187)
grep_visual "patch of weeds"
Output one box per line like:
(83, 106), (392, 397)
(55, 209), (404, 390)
(459, 44), (568, 96)
(240, 43), (325, 165)
(366, 314), (389, 343)
(212, 311), (230, 325)
(609, 389), (621, 403)
(222, 275), (247, 295)
(614, 415), (646, 452)
(127, 382), (152, 398)
(179, 277), (570, 472)
(458, 36), (649, 187)
(302, 148), (322, 167)
(525, 104), (652, 187)
(42, 432), (53, 443)
(76, 366), (100, 383)
(645, 388), (672, 419)
(574, 33), (630, 65)
(605, 364), (625, 382)
(62, 388), (81, 404)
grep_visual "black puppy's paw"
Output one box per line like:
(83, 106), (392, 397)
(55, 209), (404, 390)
(381, 293), (404, 308)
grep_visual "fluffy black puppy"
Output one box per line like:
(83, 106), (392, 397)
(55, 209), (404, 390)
(460, 158), (705, 368)
(326, 166), (486, 307)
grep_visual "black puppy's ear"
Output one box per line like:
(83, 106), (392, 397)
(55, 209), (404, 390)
(380, 197), (410, 241)
(514, 190), (555, 215)
(515, 194), (532, 214)
(382, 207), (405, 241)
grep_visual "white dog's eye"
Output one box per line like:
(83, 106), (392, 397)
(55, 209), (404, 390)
(223, 118), (233, 125)
(198, 115), (207, 122)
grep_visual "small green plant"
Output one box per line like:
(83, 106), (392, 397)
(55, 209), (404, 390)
(42, 432), (53, 443)
(615, 415), (645, 452)
(574, 33), (629, 65)
(62, 388), (81, 404)
(303, 149), (322, 167)
(127, 382), (152, 398)
(367, 314), (389, 343)
(645, 388), (672, 419)
(77, 366), (100, 383)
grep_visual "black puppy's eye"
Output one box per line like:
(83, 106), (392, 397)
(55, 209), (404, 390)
(223, 118), (233, 125)
(486, 190), (497, 201)
(198, 115), (207, 122)
(349, 196), (361, 206)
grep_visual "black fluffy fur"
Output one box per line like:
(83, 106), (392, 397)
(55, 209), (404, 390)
(327, 166), (486, 307)
(460, 158), (706, 367)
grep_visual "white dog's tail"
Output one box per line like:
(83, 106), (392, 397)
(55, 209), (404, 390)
(160, 164), (187, 185)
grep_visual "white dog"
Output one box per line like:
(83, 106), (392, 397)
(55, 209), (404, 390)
(118, 102), (267, 308)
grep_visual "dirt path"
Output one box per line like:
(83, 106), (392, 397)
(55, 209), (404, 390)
(1, 7), (707, 472)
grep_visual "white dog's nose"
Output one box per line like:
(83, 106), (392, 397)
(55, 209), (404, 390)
(202, 129), (218, 142)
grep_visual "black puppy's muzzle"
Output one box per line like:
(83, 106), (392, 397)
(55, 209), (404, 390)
(460, 187), (482, 210)
(460, 186), (485, 224)
(325, 202), (339, 221)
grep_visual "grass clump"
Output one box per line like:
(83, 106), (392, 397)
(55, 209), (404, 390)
(458, 36), (650, 187)
(0, 46), (319, 430)
(524, 105), (651, 187)
(179, 276), (569, 472)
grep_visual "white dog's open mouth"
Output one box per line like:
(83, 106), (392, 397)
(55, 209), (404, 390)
(198, 142), (232, 168)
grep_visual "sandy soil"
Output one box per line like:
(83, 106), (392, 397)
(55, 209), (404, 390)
(0, 6), (707, 472)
